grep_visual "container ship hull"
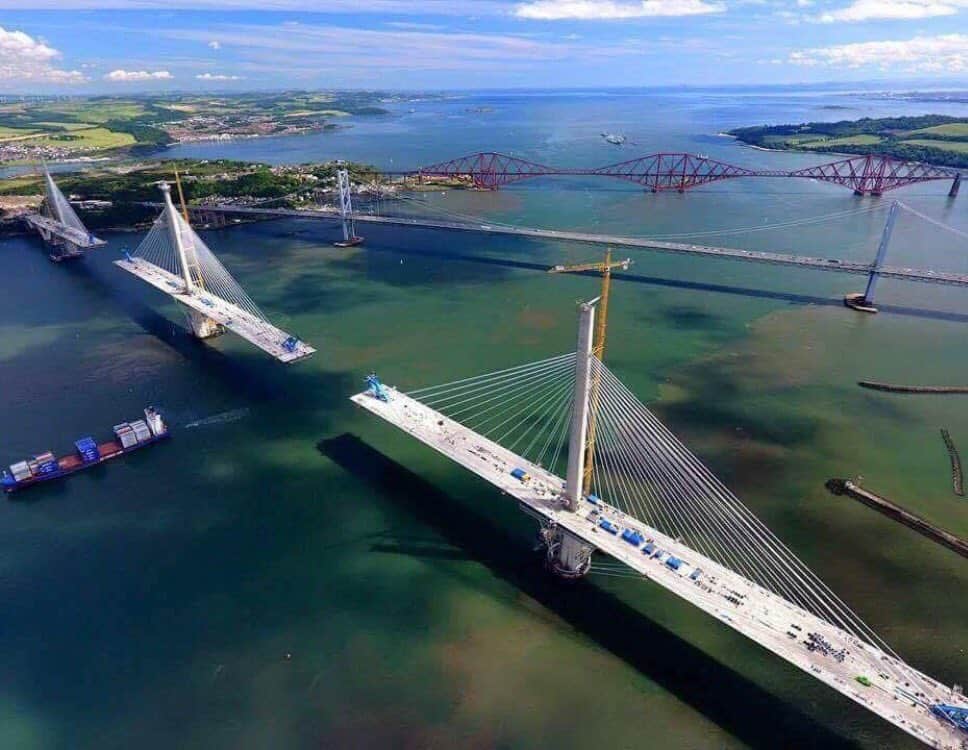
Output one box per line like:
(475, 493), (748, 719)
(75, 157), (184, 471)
(3, 407), (169, 494)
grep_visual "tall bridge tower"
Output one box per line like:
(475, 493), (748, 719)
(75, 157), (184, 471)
(159, 182), (223, 338)
(24, 166), (105, 261)
(548, 299), (598, 579)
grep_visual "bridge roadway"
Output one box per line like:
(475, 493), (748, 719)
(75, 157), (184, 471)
(115, 257), (315, 363)
(190, 204), (968, 288)
(24, 213), (106, 249)
(352, 386), (968, 750)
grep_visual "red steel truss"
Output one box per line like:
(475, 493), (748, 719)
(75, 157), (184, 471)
(413, 151), (961, 195)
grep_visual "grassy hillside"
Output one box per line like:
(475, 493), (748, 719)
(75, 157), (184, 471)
(729, 115), (968, 169)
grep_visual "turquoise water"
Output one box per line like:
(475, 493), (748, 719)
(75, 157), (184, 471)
(1, 90), (966, 749)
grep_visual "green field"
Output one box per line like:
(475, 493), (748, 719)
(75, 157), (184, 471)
(902, 138), (968, 154)
(801, 134), (882, 148)
(902, 123), (968, 138)
(0, 126), (40, 142)
(31, 121), (98, 131)
(30, 101), (150, 124)
(32, 127), (135, 150)
(729, 115), (968, 169)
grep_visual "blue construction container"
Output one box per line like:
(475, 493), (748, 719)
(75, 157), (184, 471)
(621, 529), (644, 546)
(642, 543), (656, 555)
(598, 519), (619, 534)
(510, 468), (530, 481)
(586, 494), (600, 505)
(931, 704), (968, 731)
(665, 557), (682, 571)
(690, 568), (703, 581)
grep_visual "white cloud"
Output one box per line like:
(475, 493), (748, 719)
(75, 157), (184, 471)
(790, 33), (967, 73)
(816, 0), (967, 22)
(515, 0), (726, 19)
(196, 72), (242, 80)
(104, 69), (173, 81)
(208, 40), (221, 49)
(161, 23), (585, 73)
(0, 25), (86, 83)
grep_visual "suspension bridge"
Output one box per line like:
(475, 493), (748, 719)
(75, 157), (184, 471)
(115, 182), (315, 363)
(186, 193), (968, 310)
(352, 297), (968, 749)
(23, 167), (105, 261)
(407, 152), (962, 196)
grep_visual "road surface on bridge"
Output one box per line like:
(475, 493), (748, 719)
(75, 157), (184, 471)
(191, 204), (968, 289)
(352, 386), (967, 750)
(116, 257), (315, 363)
(24, 213), (106, 250)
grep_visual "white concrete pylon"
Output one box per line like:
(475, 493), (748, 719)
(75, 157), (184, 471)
(160, 182), (195, 294)
(565, 300), (596, 512)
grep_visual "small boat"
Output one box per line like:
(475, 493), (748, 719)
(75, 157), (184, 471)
(2, 407), (170, 494)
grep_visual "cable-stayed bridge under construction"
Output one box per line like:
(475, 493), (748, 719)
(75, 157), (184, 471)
(352, 298), (968, 749)
(23, 167), (105, 261)
(115, 182), (315, 364)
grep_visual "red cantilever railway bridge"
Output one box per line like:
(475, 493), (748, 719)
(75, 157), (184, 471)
(403, 151), (962, 196)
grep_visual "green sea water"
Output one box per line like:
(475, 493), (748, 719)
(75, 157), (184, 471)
(1, 90), (966, 749)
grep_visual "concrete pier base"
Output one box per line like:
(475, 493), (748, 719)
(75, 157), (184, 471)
(546, 528), (593, 580)
(181, 304), (225, 338)
(844, 292), (878, 314)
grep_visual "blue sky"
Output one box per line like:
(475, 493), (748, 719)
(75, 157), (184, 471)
(1, 1), (966, 92)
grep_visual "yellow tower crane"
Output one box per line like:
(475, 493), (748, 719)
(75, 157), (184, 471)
(548, 250), (631, 495)
(173, 169), (191, 223)
(172, 168), (207, 292)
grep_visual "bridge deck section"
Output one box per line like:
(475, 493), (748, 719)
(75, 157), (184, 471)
(190, 205), (968, 288)
(352, 387), (967, 749)
(115, 257), (315, 363)
(24, 213), (106, 249)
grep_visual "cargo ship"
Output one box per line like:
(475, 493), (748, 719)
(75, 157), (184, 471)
(2, 407), (169, 494)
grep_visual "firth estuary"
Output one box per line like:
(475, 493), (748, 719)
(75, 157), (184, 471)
(2, 88), (966, 750)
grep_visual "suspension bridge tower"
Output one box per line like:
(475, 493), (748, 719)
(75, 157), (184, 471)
(844, 200), (899, 314)
(334, 168), (364, 247)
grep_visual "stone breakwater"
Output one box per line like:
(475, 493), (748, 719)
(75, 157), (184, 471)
(858, 381), (968, 394)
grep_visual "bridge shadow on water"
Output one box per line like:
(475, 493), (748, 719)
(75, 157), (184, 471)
(318, 433), (865, 750)
(71, 261), (287, 403)
(359, 244), (968, 324)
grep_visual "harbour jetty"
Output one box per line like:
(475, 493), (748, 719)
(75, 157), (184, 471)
(941, 429), (965, 497)
(825, 479), (968, 559)
(858, 381), (968, 394)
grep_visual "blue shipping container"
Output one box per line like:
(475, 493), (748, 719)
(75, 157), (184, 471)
(666, 557), (682, 571)
(586, 494), (600, 505)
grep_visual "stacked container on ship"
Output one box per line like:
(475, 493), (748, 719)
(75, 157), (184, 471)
(2, 407), (170, 494)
